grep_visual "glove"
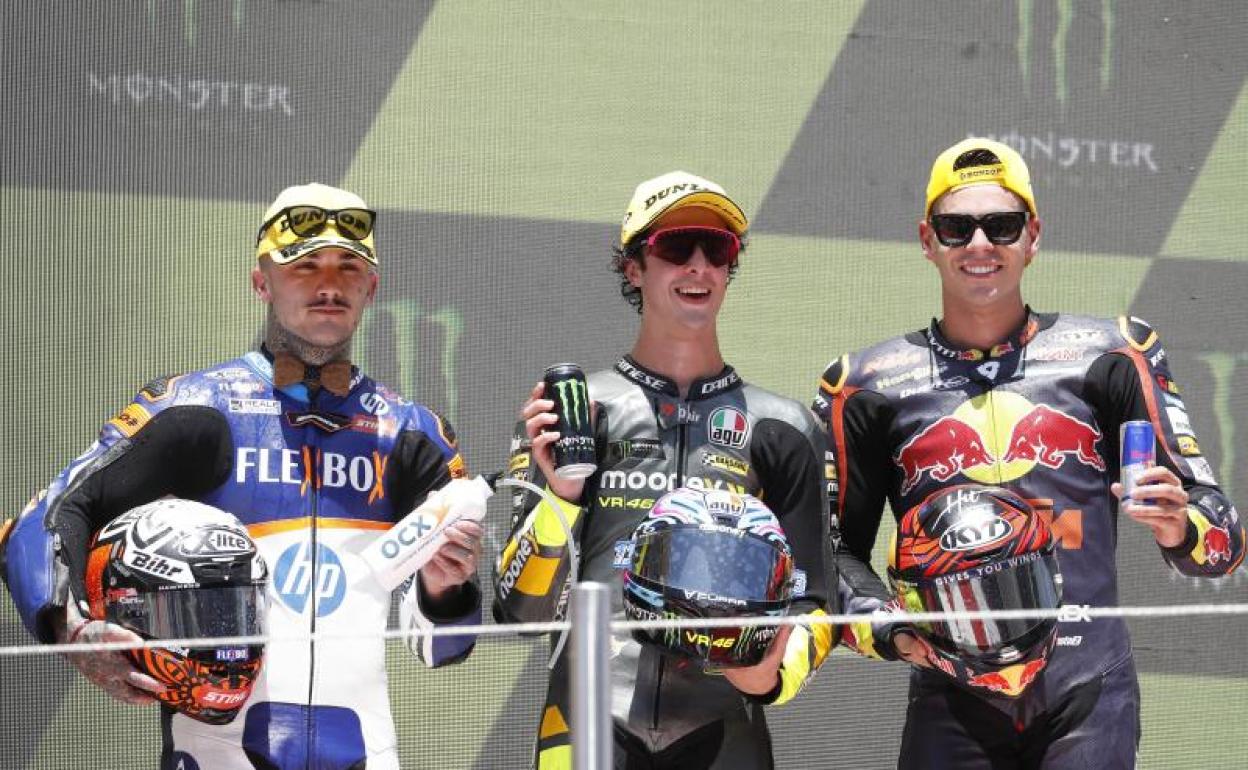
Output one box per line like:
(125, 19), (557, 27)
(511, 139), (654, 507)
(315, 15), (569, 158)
(59, 598), (165, 705)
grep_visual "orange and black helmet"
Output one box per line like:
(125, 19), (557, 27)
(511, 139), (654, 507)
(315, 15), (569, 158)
(888, 484), (1062, 697)
(86, 499), (268, 724)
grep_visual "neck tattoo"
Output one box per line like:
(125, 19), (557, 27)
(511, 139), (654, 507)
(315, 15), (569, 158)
(264, 312), (350, 366)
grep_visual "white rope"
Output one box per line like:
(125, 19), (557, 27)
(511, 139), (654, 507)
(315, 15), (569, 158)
(4, 602), (1246, 657)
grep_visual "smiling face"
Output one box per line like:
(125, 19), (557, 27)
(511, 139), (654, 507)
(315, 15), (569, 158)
(624, 207), (733, 332)
(919, 184), (1041, 318)
(252, 247), (378, 352)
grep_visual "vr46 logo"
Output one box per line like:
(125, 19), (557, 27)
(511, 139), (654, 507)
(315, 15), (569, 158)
(684, 631), (735, 647)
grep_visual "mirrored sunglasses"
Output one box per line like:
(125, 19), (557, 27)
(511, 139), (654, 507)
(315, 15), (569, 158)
(258, 205), (377, 243)
(641, 226), (741, 268)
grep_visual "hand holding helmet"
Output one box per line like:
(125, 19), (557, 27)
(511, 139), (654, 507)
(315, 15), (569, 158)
(84, 498), (268, 724)
(621, 487), (796, 669)
(58, 596), (166, 705)
(888, 484), (1063, 698)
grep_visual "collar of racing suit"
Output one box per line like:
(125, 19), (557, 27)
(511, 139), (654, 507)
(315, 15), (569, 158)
(613, 355), (742, 400)
(925, 306), (1053, 361)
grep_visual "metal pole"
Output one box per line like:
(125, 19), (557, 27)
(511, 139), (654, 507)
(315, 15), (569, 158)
(571, 581), (612, 769)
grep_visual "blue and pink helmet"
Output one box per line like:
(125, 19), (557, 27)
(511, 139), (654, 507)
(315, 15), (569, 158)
(621, 487), (794, 667)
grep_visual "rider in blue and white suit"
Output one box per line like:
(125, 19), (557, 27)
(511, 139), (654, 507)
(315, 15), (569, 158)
(1, 183), (483, 770)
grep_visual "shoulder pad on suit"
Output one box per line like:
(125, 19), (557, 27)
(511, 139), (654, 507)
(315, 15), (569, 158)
(1118, 316), (1160, 352)
(139, 374), (181, 401)
(818, 354), (850, 396)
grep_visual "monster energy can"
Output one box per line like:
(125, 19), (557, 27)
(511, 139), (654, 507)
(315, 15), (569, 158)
(544, 363), (597, 480)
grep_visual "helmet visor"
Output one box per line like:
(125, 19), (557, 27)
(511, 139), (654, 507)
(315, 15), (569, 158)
(108, 584), (267, 641)
(631, 526), (791, 603)
(899, 550), (1061, 659)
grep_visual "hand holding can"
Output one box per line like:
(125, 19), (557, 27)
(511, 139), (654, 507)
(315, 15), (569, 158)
(1119, 420), (1155, 510)
(544, 364), (597, 480)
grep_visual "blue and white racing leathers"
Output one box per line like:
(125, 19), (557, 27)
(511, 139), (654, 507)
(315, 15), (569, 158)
(3, 350), (480, 770)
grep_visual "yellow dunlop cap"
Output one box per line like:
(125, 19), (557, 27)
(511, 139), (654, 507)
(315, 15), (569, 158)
(925, 138), (1037, 218)
(255, 182), (377, 265)
(619, 171), (748, 248)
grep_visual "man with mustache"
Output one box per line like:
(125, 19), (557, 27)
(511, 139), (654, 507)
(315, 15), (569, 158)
(2, 183), (484, 769)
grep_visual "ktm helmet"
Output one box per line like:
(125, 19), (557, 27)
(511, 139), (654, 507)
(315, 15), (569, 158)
(621, 487), (795, 668)
(85, 499), (268, 724)
(888, 484), (1062, 697)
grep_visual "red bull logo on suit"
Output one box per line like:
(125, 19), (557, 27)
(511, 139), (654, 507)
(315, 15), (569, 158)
(1203, 524), (1233, 566)
(966, 657), (1048, 697)
(895, 392), (1104, 494)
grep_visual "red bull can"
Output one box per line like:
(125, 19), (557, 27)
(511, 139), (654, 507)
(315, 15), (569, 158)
(543, 363), (596, 480)
(1119, 420), (1155, 508)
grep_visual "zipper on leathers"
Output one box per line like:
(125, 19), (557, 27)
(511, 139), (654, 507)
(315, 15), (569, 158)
(306, 390), (320, 766)
(651, 412), (688, 729)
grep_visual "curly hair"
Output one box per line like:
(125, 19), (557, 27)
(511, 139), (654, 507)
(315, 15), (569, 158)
(610, 235), (745, 314)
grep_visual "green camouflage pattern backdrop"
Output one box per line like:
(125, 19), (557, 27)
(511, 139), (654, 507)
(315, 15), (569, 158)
(2, 2), (1245, 767)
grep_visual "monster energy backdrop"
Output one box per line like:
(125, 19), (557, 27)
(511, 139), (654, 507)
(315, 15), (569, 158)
(2, 2), (1245, 768)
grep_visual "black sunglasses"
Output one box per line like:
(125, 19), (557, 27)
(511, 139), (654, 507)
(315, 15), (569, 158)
(638, 226), (741, 268)
(258, 206), (377, 243)
(929, 212), (1028, 247)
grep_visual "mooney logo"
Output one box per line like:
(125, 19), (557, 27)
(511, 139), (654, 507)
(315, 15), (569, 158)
(599, 471), (744, 494)
(495, 536), (535, 599)
(554, 378), (589, 431)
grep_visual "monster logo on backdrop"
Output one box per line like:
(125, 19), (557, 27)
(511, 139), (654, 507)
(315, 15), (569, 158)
(4, 1), (438, 199)
(3, 3), (1247, 769)
(758, 1), (1248, 255)
(357, 300), (463, 428)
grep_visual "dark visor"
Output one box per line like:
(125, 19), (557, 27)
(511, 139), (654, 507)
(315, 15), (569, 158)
(107, 584), (267, 642)
(898, 551), (1061, 660)
(631, 526), (790, 603)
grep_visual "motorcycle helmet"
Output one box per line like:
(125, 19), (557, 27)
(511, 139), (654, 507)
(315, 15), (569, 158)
(85, 498), (268, 724)
(621, 487), (794, 667)
(888, 484), (1062, 697)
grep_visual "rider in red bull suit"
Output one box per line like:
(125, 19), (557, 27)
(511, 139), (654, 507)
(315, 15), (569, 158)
(811, 139), (1245, 769)
(0, 183), (484, 770)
